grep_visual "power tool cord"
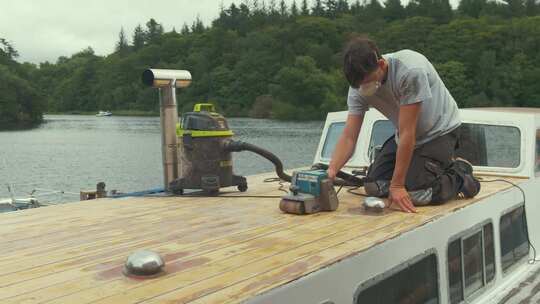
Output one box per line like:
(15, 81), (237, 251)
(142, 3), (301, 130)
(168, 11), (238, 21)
(204, 178), (288, 198)
(263, 177), (289, 193)
(479, 178), (539, 264)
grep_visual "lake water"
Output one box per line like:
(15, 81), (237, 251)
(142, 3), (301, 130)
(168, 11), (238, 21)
(0, 115), (324, 204)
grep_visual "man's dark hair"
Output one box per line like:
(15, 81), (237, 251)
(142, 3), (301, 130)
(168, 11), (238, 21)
(342, 36), (382, 88)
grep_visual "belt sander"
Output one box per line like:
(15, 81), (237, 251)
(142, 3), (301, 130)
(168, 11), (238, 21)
(280, 169), (339, 215)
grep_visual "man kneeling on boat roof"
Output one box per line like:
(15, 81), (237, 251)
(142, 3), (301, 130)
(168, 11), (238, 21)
(327, 36), (480, 213)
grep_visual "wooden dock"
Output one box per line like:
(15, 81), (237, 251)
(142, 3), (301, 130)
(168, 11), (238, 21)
(0, 172), (523, 303)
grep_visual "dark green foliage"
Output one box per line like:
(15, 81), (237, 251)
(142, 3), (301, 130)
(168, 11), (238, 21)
(3, 2), (540, 124)
(291, 1), (300, 16)
(0, 38), (19, 60)
(384, 0), (406, 21)
(434, 61), (473, 106)
(132, 25), (145, 51)
(458, 0), (487, 18)
(301, 0), (310, 15)
(0, 40), (44, 129)
(406, 0), (453, 23)
(115, 27), (130, 55)
(312, 0), (325, 16)
(145, 18), (164, 44)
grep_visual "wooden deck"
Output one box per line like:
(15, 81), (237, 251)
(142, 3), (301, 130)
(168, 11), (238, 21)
(0, 172), (525, 304)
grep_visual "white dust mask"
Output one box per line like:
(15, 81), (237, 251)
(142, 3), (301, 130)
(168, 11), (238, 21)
(359, 64), (382, 97)
(359, 81), (381, 97)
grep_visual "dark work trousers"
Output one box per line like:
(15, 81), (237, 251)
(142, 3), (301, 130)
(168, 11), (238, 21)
(364, 128), (462, 205)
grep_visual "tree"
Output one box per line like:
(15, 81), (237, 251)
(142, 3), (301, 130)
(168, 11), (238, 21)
(384, 0), (406, 21)
(502, 0), (526, 17)
(145, 18), (164, 44)
(301, 0), (310, 15)
(132, 24), (145, 50)
(252, 0), (260, 11)
(365, 0), (384, 20)
(270, 56), (335, 120)
(269, 0), (278, 15)
(336, 0), (350, 14)
(115, 27), (129, 55)
(181, 23), (190, 35)
(525, 0), (539, 16)
(291, 0), (300, 16)
(312, 0), (325, 16)
(350, 0), (362, 14)
(325, 0), (338, 18)
(435, 61), (473, 106)
(458, 0), (487, 18)
(192, 16), (205, 33)
(279, 0), (288, 17)
(0, 38), (19, 59)
(433, 0), (453, 23)
(476, 50), (497, 100)
(0, 65), (44, 129)
(406, 0), (452, 22)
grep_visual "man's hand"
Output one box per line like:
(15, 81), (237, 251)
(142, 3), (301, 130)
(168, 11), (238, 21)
(389, 185), (417, 213)
(327, 113), (364, 183)
(327, 167), (337, 181)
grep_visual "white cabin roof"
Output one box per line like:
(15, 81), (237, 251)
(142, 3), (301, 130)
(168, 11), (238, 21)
(313, 107), (538, 178)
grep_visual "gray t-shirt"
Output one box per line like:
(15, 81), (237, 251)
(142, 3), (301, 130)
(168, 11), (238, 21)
(347, 49), (461, 146)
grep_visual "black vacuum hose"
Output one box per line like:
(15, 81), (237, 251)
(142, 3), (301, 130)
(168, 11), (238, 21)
(223, 140), (292, 182)
(223, 140), (365, 187)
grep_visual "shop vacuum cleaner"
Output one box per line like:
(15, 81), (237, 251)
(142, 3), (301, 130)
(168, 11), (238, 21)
(142, 69), (364, 207)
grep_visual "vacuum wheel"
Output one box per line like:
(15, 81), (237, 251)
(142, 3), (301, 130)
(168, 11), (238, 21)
(238, 184), (248, 192)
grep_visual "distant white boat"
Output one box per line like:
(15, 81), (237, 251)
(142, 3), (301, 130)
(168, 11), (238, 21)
(96, 111), (112, 117)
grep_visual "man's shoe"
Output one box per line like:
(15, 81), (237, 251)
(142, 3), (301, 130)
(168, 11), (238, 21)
(453, 157), (473, 174)
(460, 174), (481, 198)
(364, 180), (390, 197)
(452, 158), (481, 198)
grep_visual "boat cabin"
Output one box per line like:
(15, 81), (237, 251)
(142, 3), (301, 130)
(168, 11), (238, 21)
(0, 108), (538, 304)
(308, 107), (540, 304)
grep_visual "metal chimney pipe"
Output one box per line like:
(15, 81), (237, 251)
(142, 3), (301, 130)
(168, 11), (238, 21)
(142, 69), (192, 191)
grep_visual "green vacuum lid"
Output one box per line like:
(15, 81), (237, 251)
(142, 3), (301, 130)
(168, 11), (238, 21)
(177, 103), (234, 137)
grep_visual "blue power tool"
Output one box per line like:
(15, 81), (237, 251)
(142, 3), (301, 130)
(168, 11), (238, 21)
(279, 169), (339, 215)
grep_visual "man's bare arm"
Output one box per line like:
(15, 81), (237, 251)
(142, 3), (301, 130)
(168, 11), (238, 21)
(392, 103), (421, 186)
(327, 113), (365, 179)
(389, 102), (421, 213)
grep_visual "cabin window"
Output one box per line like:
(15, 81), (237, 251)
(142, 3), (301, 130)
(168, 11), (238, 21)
(447, 223), (495, 303)
(355, 253), (438, 304)
(368, 120), (395, 161)
(500, 206), (529, 272)
(321, 122), (345, 159)
(456, 123), (520, 168)
(463, 231), (483, 295)
(366, 121), (521, 168)
(484, 223), (496, 282)
(448, 239), (463, 303)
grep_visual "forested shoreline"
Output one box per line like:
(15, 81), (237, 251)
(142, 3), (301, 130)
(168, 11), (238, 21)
(0, 39), (45, 129)
(2, 0), (540, 128)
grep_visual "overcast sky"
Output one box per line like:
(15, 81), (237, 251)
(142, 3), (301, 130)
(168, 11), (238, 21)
(2, 0), (457, 64)
(1, 0), (250, 64)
